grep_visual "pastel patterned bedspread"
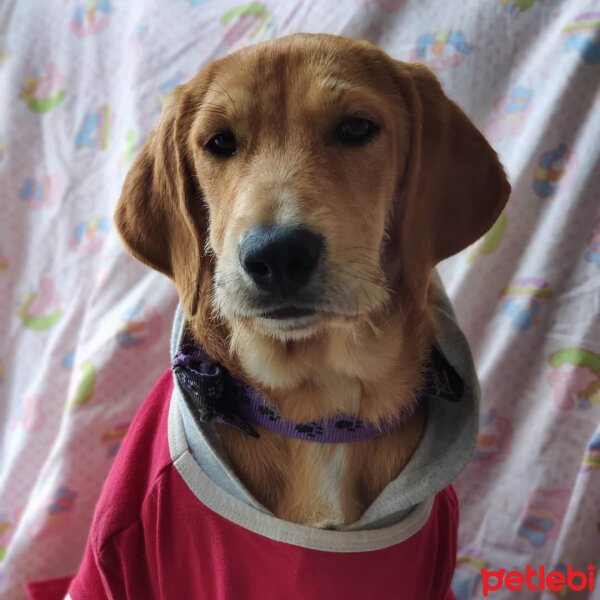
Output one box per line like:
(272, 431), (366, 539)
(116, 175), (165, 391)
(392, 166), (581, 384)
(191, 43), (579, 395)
(1, 1), (599, 598)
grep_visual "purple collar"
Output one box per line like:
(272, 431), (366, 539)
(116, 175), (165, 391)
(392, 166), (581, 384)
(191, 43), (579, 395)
(172, 343), (463, 443)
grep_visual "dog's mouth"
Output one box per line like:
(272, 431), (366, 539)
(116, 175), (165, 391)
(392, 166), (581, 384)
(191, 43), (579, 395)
(252, 304), (325, 337)
(213, 258), (388, 339)
(260, 306), (316, 320)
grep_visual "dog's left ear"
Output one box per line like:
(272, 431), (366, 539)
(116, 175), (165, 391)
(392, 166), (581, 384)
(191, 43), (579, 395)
(392, 62), (511, 270)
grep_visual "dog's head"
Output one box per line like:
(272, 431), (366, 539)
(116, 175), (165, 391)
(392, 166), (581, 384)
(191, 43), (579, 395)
(116, 33), (509, 354)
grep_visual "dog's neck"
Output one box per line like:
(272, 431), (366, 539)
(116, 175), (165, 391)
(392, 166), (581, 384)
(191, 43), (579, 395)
(194, 297), (434, 528)
(229, 298), (434, 423)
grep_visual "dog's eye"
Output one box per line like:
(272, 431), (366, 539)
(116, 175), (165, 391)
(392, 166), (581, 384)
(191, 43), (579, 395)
(337, 118), (379, 146)
(206, 131), (237, 157)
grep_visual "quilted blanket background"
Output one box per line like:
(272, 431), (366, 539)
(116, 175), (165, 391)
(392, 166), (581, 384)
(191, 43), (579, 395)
(0, 1), (599, 598)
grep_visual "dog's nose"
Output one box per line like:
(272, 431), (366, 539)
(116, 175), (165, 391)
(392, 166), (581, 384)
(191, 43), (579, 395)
(239, 225), (323, 295)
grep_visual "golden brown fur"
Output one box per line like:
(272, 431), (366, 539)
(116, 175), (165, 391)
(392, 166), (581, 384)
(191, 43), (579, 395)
(115, 34), (510, 528)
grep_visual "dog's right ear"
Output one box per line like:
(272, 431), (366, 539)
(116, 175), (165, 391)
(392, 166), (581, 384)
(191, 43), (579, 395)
(114, 87), (200, 279)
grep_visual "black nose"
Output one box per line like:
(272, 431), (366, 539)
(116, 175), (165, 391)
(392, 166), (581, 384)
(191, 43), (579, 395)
(239, 225), (324, 295)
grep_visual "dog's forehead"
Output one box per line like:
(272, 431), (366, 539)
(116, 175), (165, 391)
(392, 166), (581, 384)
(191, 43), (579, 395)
(200, 38), (396, 117)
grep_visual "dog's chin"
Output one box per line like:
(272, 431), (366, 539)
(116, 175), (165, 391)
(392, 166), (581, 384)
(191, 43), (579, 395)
(214, 281), (382, 343)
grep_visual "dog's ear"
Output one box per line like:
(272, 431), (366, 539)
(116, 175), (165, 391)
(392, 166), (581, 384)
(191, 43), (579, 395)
(393, 62), (510, 270)
(115, 85), (210, 314)
(116, 88), (191, 276)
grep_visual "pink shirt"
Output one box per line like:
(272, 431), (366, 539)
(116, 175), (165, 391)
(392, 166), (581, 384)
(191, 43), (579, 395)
(29, 370), (458, 600)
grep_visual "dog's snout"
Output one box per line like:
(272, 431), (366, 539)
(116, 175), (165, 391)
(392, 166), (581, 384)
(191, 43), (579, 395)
(239, 225), (323, 295)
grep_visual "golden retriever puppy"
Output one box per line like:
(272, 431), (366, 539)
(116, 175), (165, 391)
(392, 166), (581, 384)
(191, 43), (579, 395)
(115, 33), (508, 529)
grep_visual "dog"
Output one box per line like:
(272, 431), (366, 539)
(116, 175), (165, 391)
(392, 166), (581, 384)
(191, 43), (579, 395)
(62, 33), (509, 600)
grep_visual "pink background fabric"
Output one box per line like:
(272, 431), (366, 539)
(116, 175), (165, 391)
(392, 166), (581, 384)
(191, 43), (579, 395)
(0, 1), (599, 598)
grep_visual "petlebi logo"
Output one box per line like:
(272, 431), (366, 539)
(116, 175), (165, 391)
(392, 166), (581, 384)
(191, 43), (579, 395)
(482, 564), (596, 596)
